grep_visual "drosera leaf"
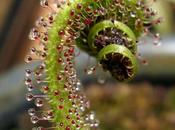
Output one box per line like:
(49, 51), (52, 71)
(25, 0), (161, 129)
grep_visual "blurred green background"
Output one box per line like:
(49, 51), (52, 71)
(1, 0), (175, 130)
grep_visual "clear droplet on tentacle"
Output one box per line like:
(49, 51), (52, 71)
(35, 98), (44, 107)
(75, 81), (82, 91)
(47, 110), (54, 119)
(85, 111), (99, 128)
(42, 85), (49, 93)
(28, 108), (36, 116)
(93, 119), (100, 127)
(30, 47), (36, 54)
(80, 105), (85, 112)
(31, 116), (39, 124)
(27, 84), (35, 91)
(36, 78), (42, 84)
(25, 77), (32, 85)
(76, 125), (81, 130)
(35, 17), (45, 27)
(52, 0), (66, 8)
(25, 69), (32, 76)
(153, 39), (162, 47)
(89, 112), (95, 121)
(35, 70), (42, 77)
(40, 0), (49, 7)
(25, 56), (33, 63)
(29, 28), (40, 40)
(47, 12), (55, 22)
(85, 115), (89, 121)
(26, 93), (34, 101)
(153, 33), (161, 47)
(130, 11), (136, 18)
(85, 66), (96, 75)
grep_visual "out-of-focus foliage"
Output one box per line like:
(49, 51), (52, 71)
(86, 83), (175, 130)
(152, 0), (175, 35)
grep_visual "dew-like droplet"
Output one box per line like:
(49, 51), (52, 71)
(54, 90), (60, 96)
(60, 122), (64, 127)
(40, 0), (49, 7)
(53, 0), (61, 8)
(69, 109), (73, 115)
(153, 40), (162, 47)
(87, 70), (93, 75)
(26, 93), (34, 101)
(57, 75), (63, 81)
(47, 110), (54, 119)
(75, 81), (82, 91)
(89, 112), (95, 121)
(31, 116), (39, 124)
(29, 28), (40, 40)
(80, 105), (85, 112)
(42, 85), (49, 93)
(25, 77), (32, 85)
(93, 120), (100, 127)
(36, 78), (42, 84)
(25, 56), (33, 63)
(25, 69), (32, 76)
(85, 115), (89, 121)
(130, 12), (136, 18)
(70, 9), (75, 16)
(28, 108), (36, 116)
(76, 125), (80, 130)
(85, 67), (95, 75)
(30, 47), (36, 54)
(27, 84), (34, 91)
(35, 98), (44, 107)
(35, 17), (45, 27)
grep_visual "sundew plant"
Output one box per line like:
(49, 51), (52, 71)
(25, 0), (161, 130)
